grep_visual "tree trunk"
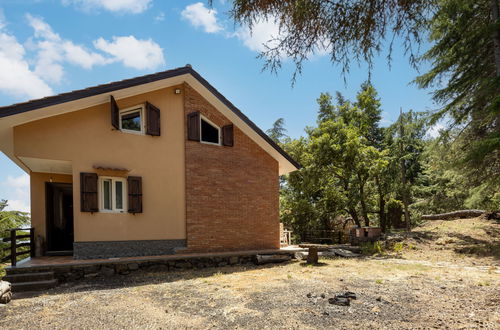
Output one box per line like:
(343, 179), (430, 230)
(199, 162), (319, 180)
(348, 207), (361, 227)
(399, 109), (411, 232)
(421, 209), (486, 220)
(491, 0), (500, 77)
(358, 174), (370, 226)
(375, 176), (387, 233)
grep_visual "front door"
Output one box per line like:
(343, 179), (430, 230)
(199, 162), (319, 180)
(46, 182), (74, 254)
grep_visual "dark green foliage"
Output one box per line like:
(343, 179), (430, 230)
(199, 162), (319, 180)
(266, 118), (288, 144)
(0, 200), (31, 263)
(415, 0), (500, 189)
(227, 0), (499, 217)
(277, 83), (497, 238)
(225, 0), (432, 81)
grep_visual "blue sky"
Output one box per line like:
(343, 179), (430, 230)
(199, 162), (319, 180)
(0, 0), (436, 212)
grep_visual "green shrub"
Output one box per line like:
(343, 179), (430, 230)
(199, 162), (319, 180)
(360, 241), (384, 255)
(393, 242), (404, 253)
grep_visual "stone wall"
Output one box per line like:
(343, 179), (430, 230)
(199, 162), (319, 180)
(73, 239), (186, 259)
(6, 253), (287, 283)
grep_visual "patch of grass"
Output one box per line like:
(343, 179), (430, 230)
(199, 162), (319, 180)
(477, 281), (491, 287)
(361, 241), (384, 255)
(375, 279), (383, 284)
(392, 263), (432, 272)
(287, 273), (292, 279)
(393, 242), (404, 253)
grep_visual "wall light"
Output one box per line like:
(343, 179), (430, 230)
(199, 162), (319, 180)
(174, 88), (181, 94)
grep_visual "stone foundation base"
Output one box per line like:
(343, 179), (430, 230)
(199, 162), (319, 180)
(73, 239), (186, 259)
(6, 252), (296, 283)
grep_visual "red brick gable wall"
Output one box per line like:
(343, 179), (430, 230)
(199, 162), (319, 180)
(183, 83), (280, 252)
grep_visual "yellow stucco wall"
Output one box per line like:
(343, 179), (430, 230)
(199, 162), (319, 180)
(14, 86), (186, 242)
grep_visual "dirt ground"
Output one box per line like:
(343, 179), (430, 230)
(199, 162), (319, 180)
(1, 217), (498, 329)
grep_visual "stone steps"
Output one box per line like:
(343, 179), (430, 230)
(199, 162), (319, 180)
(3, 271), (55, 283)
(3, 271), (58, 292)
(11, 279), (58, 292)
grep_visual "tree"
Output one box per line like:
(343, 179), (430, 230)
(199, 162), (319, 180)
(0, 200), (30, 262)
(266, 118), (288, 144)
(226, 0), (498, 202)
(415, 0), (500, 182)
(225, 0), (432, 81)
(386, 110), (426, 230)
(303, 85), (386, 228)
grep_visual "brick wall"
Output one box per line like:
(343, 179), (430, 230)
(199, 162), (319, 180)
(183, 83), (280, 252)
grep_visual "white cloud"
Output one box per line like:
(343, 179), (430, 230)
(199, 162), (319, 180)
(234, 19), (281, 52)
(94, 36), (165, 70)
(155, 12), (165, 22)
(0, 19), (53, 99)
(4, 199), (31, 213)
(63, 0), (152, 14)
(27, 14), (109, 83)
(2, 174), (30, 213)
(181, 2), (222, 34)
(5, 174), (30, 189)
(0, 13), (165, 100)
(427, 122), (445, 139)
(234, 18), (326, 58)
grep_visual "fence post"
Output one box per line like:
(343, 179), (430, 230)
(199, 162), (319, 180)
(10, 229), (16, 267)
(30, 228), (35, 258)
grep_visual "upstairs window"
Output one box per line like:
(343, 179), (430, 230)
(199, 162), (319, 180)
(119, 106), (144, 134)
(99, 177), (127, 213)
(200, 116), (220, 145)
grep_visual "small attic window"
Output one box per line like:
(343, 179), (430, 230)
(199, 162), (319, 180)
(119, 106), (144, 134)
(200, 116), (220, 145)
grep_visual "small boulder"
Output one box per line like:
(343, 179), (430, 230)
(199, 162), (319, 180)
(115, 263), (129, 274)
(128, 263), (139, 271)
(0, 281), (12, 304)
(99, 266), (115, 277)
(328, 296), (350, 306)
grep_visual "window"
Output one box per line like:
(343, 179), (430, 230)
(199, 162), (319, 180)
(99, 177), (127, 213)
(200, 116), (220, 145)
(119, 105), (144, 134)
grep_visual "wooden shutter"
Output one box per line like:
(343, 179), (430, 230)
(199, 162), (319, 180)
(146, 102), (161, 136)
(187, 112), (200, 141)
(80, 172), (98, 212)
(110, 95), (119, 130)
(222, 124), (234, 147)
(127, 176), (143, 214)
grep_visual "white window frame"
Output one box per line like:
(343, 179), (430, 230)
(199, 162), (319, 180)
(99, 176), (127, 213)
(200, 115), (221, 146)
(119, 104), (145, 135)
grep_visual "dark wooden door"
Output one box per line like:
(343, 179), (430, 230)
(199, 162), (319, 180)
(46, 182), (74, 254)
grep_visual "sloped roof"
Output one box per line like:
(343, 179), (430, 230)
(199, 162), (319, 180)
(0, 65), (300, 173)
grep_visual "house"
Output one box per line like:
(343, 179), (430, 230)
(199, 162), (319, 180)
(0, 65), (300, 260)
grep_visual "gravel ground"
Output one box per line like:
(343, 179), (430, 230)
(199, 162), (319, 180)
(1, 218), (498, 329)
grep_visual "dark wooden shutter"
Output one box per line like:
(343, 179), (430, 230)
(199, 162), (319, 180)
(145, 102), (161, 136)
(110, 95), (119, 129)
(187, 112), (200, 141)
(222, 124), (234, 147)
(80, 172), (98, 212)
(127, 176), (142, 214)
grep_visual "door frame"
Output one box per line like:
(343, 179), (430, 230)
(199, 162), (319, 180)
(45, 182), (74, 255)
